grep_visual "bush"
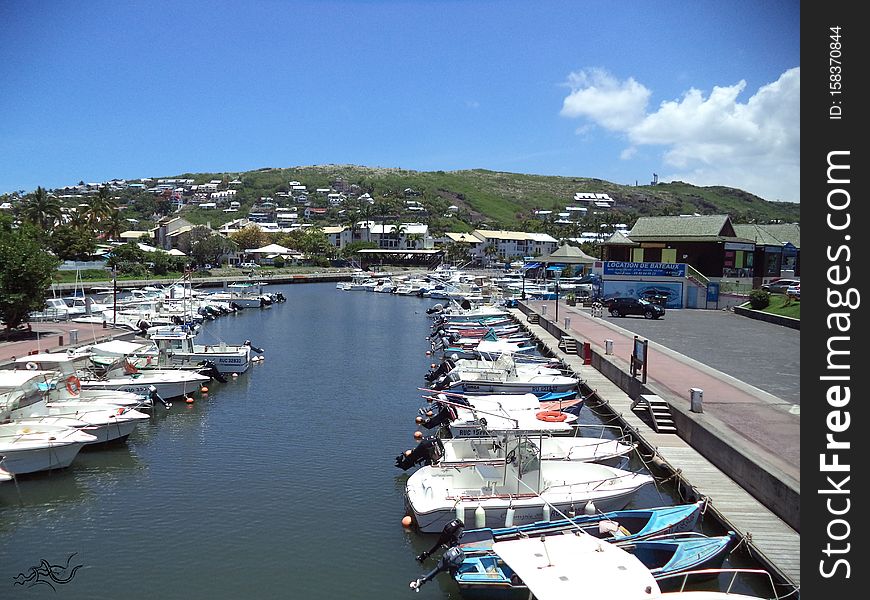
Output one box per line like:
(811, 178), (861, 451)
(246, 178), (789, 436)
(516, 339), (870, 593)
(748, 289), (770, 309)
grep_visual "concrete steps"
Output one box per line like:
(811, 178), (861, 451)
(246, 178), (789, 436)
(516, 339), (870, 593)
(631, 393), (677, 433)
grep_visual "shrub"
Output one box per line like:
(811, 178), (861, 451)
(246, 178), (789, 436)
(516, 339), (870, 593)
(748, 289), (770, 309)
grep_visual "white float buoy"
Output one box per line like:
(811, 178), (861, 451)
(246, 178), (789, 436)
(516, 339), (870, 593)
(475, 504), (486, 529)
(505, 506), (515, 527)
(542, 503), (551, 522)
(455, 502), (465, 523)
(584, 500), (597, 515)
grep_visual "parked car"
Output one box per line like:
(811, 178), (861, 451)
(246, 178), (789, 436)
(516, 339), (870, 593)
(786, 283), (800, 299)
(602, 297), (665, 319)
(239, 262), (259, 269)
(761, 278), (799, 294)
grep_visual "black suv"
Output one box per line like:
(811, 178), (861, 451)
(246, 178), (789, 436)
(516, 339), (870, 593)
(603, 297), (665, 319)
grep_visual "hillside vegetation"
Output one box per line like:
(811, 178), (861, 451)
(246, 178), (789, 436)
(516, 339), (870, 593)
(112, 165), (800, 232)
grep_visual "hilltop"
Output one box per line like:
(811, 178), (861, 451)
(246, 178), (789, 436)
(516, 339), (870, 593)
(175, 164), (799, 228)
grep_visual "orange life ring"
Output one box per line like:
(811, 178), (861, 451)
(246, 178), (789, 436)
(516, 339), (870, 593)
(536, 410), (567, 423)
(66, 375), (82, 395)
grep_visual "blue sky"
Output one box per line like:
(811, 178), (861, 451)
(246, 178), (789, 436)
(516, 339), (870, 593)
(0, 1), (800, 202)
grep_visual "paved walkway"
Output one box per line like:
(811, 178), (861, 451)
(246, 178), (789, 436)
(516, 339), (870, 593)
(530, 300), (800, 481)
(0, 321), (131, 365)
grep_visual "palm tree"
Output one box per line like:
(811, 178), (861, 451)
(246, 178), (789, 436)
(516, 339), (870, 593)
(393, 223), (408, 248)
(22, 186), (62, 232)
(85, 186), (118, 232)
(406, 232), (423, 249)
(102, 209), (126, 241)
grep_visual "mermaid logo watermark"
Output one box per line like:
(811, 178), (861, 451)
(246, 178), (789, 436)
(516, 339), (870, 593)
(12, 553), (83, 591)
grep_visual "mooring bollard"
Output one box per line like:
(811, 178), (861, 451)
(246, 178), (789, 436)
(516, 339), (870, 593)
(690, 388), (704, 413)
(605, 339), (614, 355)
(564, 317), (571, 329)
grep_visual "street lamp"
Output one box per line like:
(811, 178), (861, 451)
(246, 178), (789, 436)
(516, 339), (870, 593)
(554, 269), (561, 323)
(521, 270), (526, 300)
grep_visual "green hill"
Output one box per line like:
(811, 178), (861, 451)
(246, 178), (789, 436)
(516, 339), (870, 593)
(144, 165), (801, 231)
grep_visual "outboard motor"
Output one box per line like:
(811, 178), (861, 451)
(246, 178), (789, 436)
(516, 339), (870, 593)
(459, 298), (472, 310)
(409, 546), (465, 592)
(172, 315), (184, 325)
(395, 436), (445, 471)
(136, 319), (151, 336)
(424, 361), (453, 383)
(198, 360), (228, 384)
(417, 396), (469, 429)
(276, 292), (286, 303)
(149, 385), (172, 409)
(416, 519), (465, 562)
(244, 340), (265, 353)
(425, 303), (444, 315)
(230, 302), (241, 311)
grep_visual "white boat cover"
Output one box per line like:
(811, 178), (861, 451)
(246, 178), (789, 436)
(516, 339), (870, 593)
(492, 532), (662, 600)
(89, 340), (153, 355)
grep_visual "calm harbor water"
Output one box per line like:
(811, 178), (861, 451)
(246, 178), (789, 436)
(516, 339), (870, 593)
(2, 283), (755, 599)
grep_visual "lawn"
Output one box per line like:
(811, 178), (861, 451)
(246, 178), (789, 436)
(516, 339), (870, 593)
(756, 294), (801, 319)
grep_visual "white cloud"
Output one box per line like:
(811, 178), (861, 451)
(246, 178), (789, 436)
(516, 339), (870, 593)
(560, 68), (651, 131)
(560, 67), (800, 202)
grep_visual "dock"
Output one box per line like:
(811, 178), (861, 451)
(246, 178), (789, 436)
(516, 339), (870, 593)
(506, 304), (800, 594)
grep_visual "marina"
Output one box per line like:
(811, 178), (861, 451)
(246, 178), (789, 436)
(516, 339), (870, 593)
(0, 279), (798, 598)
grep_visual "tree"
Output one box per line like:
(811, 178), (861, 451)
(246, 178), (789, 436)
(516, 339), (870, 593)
(48, 224), (98, 261)
(86, 186), (119, 232)
(0, 217), (60, 331)
(22, 186), (62, 234)
(229, 224), (266, 250)
(190, 230), (237, 266)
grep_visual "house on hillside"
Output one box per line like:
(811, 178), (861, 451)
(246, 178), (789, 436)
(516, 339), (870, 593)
(150, 217), (195, 250)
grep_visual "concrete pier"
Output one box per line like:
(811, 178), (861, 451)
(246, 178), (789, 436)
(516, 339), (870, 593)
(506, 303), (800, 592)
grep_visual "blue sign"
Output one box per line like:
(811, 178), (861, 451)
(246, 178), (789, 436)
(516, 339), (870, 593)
(706, 281), (720, 303)
(603, 261), (687, 277)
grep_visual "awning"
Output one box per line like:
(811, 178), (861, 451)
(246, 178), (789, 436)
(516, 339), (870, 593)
(546, 265), (564, 271)
(522, 262), (541, 270)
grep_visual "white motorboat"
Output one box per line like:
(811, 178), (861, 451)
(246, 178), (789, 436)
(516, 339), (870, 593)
(16, 352), (210, 402)
(405, 459), (653, 533)
(0, 421), (96, 475)
(86, 332), (255, 374)
(429, 532), (776, 599)
(207, 282), (269, 308)
(396, 432), (636, 471)
(433, 355), (580, 396)
(420, 393), (580, 438)
(2, 371), (149, 445)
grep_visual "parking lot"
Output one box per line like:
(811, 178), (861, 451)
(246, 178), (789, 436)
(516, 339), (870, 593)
(598, 308), (800, 404)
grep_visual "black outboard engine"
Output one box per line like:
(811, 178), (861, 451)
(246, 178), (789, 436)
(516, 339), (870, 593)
(149, 385), (171, 409)
(244, 340), (265, 353)
(416, 519), (465, 562)
(459, 298), (472, 310)
(198, 360), (228, 384)
(417, 396), (470, 429)
(172, 315), (184, 325)
(276, 292), (286, 303)
(395, 436), (445, 471)
(409, 546), (466, 592)
(136, 319), (151, 336)
(424, 360), (453, 383)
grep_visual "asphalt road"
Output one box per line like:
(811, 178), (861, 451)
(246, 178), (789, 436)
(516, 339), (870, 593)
(599, 308), (801, 404)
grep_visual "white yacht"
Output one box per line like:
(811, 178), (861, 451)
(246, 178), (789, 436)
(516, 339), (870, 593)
(1, 371), (149, 445)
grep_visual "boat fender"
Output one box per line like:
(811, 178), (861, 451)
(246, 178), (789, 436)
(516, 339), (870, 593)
(474, 505), (486, 529)
(505, 506), (515, 527)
